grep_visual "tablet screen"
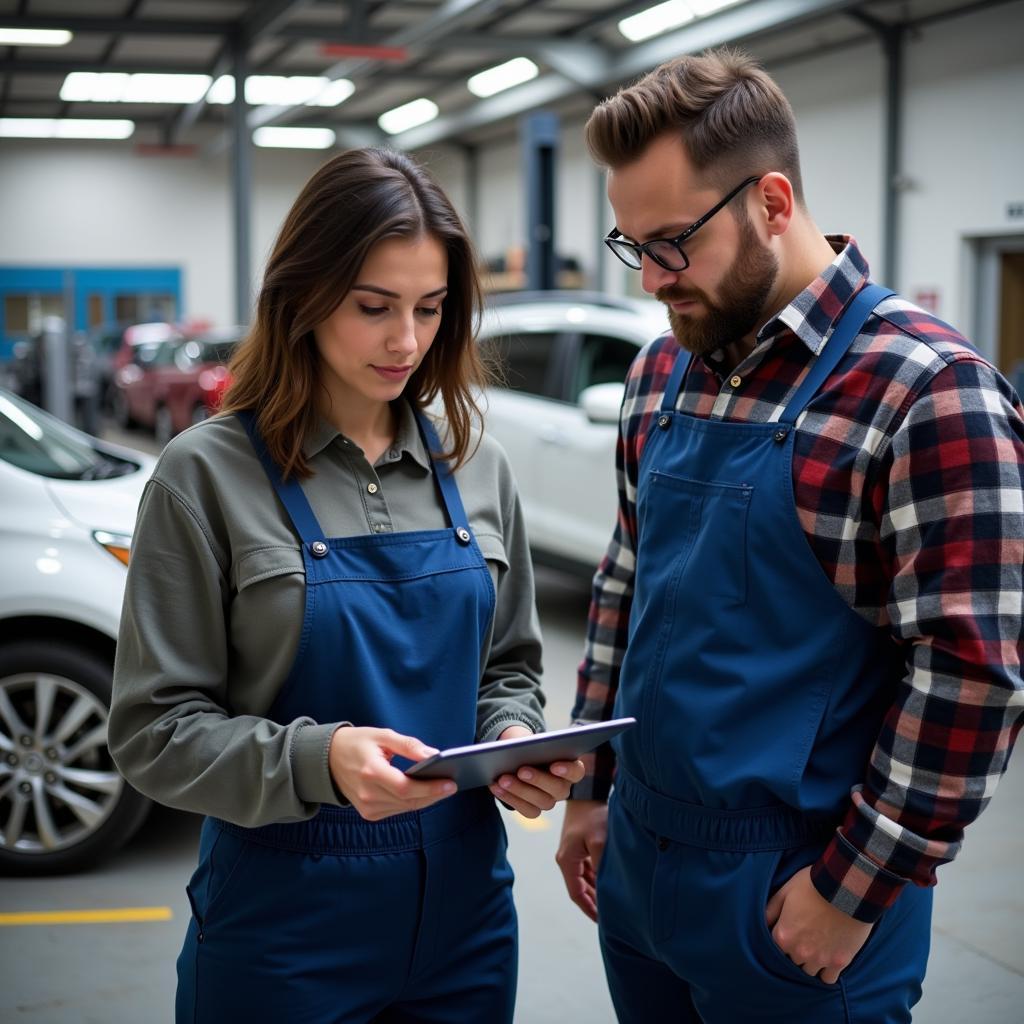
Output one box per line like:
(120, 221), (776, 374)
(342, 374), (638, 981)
(404, 717), (635, 790)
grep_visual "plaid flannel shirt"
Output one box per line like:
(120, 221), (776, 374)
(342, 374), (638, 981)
(572, 237), (1024, 922)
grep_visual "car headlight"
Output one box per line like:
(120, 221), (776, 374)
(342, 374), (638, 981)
(92, 530), (132, 566)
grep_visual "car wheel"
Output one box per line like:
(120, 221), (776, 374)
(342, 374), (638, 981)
(111, 388), (135, 429)
(153, 404), (174, 447)
(190, 403), (207, 427)
(0, 641), (151, 875)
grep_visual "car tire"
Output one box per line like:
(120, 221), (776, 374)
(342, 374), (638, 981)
(153, 404), (174, 447)
(0, 640), (151, 875)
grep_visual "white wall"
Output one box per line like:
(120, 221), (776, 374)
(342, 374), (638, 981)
(1, 1), (1021, 337)
(0, 144), (324, 327)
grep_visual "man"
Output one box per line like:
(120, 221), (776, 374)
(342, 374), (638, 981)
(556, 47), (1024, 1023)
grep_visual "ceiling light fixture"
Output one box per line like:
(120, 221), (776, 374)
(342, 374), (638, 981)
(0, 28), (73, 46)
(378, 98), (438, 135)
(252, 127), (336, 149)
(618, 0), (741, 43)
(467, 57), (539, 98)
(206, 75), (354, 107)
(0, 118), (134, 139)
(60, 71), (211, 104)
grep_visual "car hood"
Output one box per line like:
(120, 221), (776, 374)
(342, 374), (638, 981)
(44, 456), (155, 535)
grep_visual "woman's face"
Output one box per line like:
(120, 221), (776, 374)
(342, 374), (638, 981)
(313, 233), (448, 416)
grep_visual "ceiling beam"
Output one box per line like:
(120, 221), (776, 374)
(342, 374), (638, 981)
(391, 0), (867, 150)
(168, 1), (311, 146)
(6, 15), (234, 36)
(242, 0), (508, 133)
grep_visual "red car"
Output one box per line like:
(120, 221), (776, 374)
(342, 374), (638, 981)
(112, 326), (243, 444)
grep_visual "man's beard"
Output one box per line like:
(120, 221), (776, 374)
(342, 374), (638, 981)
(658, 220), (778, 359)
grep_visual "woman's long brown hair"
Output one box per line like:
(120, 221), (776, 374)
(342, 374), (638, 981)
(221, 147), (489, 478)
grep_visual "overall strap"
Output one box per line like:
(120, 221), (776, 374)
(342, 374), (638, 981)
(779, 283), (894, 426)
(661, 346), (694, 413)
(414, 411), (471, 532)
(237, 411), (326, 545)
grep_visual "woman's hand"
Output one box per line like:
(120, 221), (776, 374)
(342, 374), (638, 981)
(328, 726), (456, 821)
(488, 725), (586, 818)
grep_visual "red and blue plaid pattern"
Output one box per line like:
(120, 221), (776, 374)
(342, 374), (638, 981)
(573, 237), (1024, 922)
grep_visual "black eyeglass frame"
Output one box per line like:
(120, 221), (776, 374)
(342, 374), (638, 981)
(604, 175), (763, 272)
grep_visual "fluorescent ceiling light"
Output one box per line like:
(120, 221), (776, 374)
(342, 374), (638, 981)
(310, 79), (355, 107)
(206, 75), (354, 107)
(0, 28), (72, 46)
(253, 126), (336, 149)
(619, 0), (743, 40)
(0, 118), (134, 140)
(60, 71), (211, 104)
(688, 0), (742, 14)
(378, 97), (438, 135)
(123, 74), (211, 104)
(618, 1), (695, 41)
(467, 57), (538, 98)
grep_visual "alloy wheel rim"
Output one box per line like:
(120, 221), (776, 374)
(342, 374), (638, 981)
(0, 672), (123, 856)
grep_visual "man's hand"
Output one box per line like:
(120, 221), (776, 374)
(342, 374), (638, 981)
(555, 798), (608, 922)
(487, 725), (585, 818)
(765, 866), (873, 984)
(329, 726), (456, 821)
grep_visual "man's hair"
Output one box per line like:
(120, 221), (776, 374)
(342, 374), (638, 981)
(585, 47), (804, 202)
(222, 147), (489, 478)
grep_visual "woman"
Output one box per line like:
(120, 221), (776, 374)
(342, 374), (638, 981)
(109, 147), (583, 1023)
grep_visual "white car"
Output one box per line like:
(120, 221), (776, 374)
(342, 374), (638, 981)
(0, 389), (154, 874)
(478, 291), (669, 576)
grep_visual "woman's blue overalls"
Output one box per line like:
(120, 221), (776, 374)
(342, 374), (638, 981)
(176, 411), (517, 1024)
(597, 285), (932, 1023)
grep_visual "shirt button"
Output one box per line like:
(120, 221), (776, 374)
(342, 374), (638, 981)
(729, 374), (742, 388)
(657, 836), (670, 852)
(367, 482), (378, 494)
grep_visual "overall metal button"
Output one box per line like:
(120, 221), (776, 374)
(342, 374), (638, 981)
(367, 482), (378, 494)
(455, 527), (471, 544)
(657, 414), (670, 429)
(773, 429), (788, 443)
(310, 541), (328, 557)
(729, 374), (743, 388)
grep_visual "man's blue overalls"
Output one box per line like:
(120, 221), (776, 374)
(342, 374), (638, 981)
(176, 412), (517, 1024)
(598, 285), (933, 1023)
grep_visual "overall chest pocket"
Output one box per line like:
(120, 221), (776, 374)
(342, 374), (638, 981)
(642, 471), (752, 606)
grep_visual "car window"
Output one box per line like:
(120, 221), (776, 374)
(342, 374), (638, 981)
(572, 334), (639, 401)
(480, 331), (561, 399)
(0, 390), (134, 479)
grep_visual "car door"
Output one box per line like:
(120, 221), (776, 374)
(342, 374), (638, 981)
(477, 327), (569, 549)
(530, 330), (642, 573)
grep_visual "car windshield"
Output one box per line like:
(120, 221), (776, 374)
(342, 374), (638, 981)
(0, 390), (136, 480)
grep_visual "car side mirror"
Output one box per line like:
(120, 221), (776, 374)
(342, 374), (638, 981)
(579, 382), (624, 424)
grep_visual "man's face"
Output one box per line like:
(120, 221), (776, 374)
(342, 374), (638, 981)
(607, 134), (778, 358)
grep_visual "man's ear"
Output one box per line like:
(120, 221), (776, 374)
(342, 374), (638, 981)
(756, 172), (795, 237)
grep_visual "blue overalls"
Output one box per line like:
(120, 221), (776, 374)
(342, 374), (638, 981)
(176, 411), (517, 1024)
(597, 285), (933, 1023)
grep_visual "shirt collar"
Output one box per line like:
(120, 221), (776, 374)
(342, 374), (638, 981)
(303, 399), (433, 472)
(756, 234), (871, 356)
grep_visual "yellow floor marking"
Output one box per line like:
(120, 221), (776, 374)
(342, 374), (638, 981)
(0, 907), (174, 926)
(512, 811), (551, 832)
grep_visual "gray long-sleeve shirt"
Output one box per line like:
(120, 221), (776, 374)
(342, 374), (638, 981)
(109, 400), (546, 827)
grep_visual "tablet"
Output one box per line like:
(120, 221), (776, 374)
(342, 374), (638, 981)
(404, 718), (636, 790)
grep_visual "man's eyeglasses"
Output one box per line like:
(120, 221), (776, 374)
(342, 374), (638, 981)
(604, 175), (762, 272)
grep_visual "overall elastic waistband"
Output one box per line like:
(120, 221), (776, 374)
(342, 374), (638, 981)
(213, 787), (495, 855)
(616, 771), (835, 852)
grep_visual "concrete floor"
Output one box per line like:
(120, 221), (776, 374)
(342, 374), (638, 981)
(1, 420), (1021, 1021)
